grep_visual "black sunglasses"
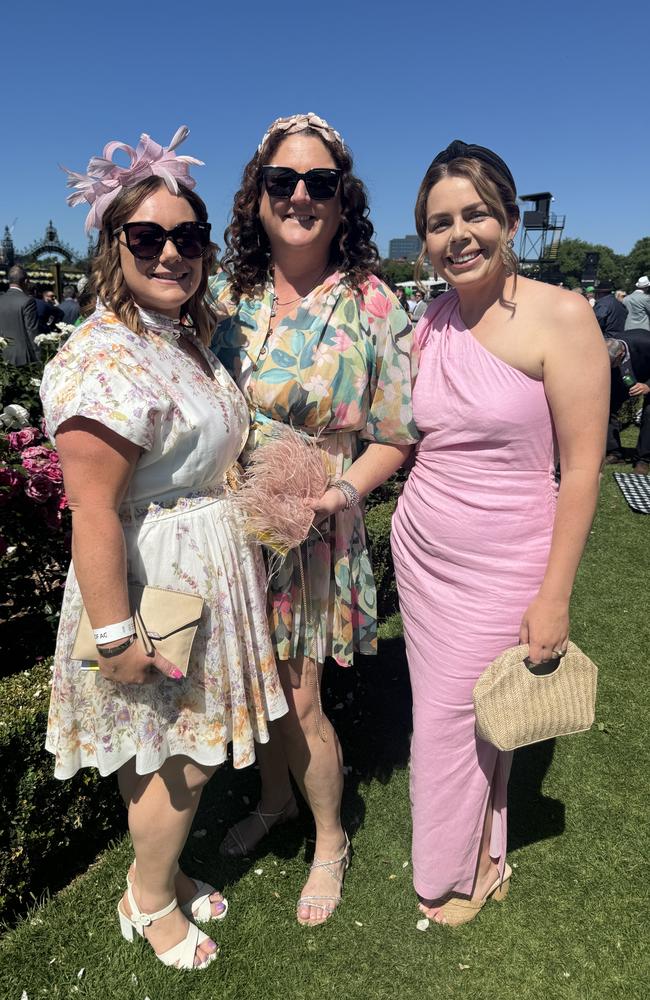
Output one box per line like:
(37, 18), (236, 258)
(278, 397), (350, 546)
(115, 221), (211, 260)
(262, 166), (341, 201)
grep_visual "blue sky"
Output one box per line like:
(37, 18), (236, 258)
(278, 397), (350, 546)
(2, 0), (647, 260)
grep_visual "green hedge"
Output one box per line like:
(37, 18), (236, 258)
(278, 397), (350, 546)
(0, 660), (124, 921)
(365, 498), (398, 621)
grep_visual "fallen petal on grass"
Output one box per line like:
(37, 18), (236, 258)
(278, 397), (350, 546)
(458, 964), (470, 970)
(354, 920), (363, 926)
(416, 918), (430, 931)
(254, 868), (263, 875)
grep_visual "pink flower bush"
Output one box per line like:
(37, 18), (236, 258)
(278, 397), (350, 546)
(25, 471), (57, 504)
(0, 465), (22, 504)
(8, 427), (40, 450)
(1, 366), (71, 662)
(21, 445), (58, 471)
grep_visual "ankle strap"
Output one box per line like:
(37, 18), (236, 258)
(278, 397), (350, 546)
(127, 882), (178, 928)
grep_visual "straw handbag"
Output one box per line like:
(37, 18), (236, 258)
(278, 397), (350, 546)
(72, 585), (204, 676)
(473, 641), (598, 751)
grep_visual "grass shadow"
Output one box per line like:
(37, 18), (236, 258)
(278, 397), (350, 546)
(508, 739), (566, 851)
(186, 635), (413, 889)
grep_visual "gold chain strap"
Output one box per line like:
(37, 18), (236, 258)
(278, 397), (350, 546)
(297, 543), (328, 743)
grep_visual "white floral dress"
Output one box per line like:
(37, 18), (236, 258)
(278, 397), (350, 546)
(40, 305), (287, 779)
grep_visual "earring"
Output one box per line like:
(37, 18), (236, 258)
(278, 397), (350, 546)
(507, 238), (515, 248)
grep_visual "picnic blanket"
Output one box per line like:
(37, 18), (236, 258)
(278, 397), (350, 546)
(613, 472), (650, 514)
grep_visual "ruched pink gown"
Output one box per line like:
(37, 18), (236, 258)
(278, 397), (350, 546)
(391, 291), (558, 901)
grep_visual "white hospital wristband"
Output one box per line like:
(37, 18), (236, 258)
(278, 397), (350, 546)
(93, 617), (136, 645)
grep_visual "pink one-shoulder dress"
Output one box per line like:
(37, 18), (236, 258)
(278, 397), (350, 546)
(391, 290), (558, 901)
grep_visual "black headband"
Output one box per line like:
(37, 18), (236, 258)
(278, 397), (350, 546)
(431, 139), (516, 193)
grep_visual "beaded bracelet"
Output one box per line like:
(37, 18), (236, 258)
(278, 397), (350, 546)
(330, 478), (361, 510)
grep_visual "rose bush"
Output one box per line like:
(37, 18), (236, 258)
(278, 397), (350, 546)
(1, 353), (71, 674)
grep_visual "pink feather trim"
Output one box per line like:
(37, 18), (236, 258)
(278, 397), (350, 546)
(231, 424), (329, 555)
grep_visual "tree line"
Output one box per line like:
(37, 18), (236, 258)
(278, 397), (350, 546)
(382, 236), (650, 290)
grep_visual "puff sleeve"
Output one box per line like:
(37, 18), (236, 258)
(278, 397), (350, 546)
(40, 322), (160, 450)
(359, 278), (419, 445)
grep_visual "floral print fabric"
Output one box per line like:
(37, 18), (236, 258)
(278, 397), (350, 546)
(209, 271), (418, 666)
(40, 306), (287, 778)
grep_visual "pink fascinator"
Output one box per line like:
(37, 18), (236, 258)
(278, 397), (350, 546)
(62, 126), (204, 233)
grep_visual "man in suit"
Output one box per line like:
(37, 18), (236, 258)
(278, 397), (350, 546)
(0, 265), (40, 365)
(623, 276), (650, 331)
(35, 289), (64, 333)
(606, 331), (650, 474)
(58, 285), (80, 324)
(594, 290), (628, 336)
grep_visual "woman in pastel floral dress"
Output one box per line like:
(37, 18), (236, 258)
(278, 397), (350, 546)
(210, 114), (418, 926)
(41, 128), (287, 970)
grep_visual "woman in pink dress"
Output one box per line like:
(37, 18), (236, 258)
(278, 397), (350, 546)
(391, 141), (608, 926)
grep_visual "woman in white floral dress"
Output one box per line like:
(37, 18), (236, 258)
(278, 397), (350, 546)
(41, 128), (287, 971)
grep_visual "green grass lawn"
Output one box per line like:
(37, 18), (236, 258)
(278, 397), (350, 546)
(1, 458), (648, 1000)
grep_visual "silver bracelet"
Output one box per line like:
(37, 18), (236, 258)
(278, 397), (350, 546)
(330, 478), (361, 510)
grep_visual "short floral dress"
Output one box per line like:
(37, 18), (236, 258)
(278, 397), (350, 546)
(209, 271), (418, 667)
(40, 305), (287, 780)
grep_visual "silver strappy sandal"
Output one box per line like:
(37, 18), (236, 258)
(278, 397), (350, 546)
(296, 833), (351, 926)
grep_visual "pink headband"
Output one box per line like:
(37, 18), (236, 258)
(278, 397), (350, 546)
(62, 125), (204, 234)
(257, 113), (345, 154)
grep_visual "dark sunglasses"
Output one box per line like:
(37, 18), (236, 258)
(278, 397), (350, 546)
(262, 166), (341, 201)
(114, 221), (211, 260)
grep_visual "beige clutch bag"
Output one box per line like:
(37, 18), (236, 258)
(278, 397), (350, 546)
(473, 641), (598, 751)
(72, 585), (205, 676)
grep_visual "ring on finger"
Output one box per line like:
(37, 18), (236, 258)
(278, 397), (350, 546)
(552, 648), (566, 658)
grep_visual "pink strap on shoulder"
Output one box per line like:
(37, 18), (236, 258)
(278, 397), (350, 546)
(414, 290), (457, 349)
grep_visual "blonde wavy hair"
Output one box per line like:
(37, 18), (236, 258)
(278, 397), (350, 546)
(413, 157), (520, 287)
(90, 176), (218, 344)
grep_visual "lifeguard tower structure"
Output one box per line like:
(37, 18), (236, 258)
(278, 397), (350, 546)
(518, 192), (565, 278)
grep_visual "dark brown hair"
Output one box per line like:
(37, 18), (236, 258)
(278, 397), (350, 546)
(220, 128), (379, 301)
(413, 156), (520, 284)
(90, 176), (219, 344)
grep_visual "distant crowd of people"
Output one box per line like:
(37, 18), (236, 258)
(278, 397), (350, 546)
(582, 276), (650, 475)
(0, 265), (96, 365)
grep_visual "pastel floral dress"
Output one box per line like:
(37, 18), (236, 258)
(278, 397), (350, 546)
(209, 271), (418, 667)
(40, 305), (287, 779)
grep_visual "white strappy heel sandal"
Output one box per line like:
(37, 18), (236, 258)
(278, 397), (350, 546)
(127, 862), (228, 924)
(118, 882), (218, 970)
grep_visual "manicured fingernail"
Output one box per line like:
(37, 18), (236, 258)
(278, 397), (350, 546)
(170, 668), (183, 680)
(215, 901), (226, 913)
(206, 939), (217, 951)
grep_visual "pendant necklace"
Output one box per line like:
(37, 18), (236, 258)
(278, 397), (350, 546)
(270, 265), (330, 318)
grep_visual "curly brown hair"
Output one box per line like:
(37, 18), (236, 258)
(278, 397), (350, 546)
(220, 127), (380, 301)
(90, 176), (219, 344)
(413, 156), (520, 286)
